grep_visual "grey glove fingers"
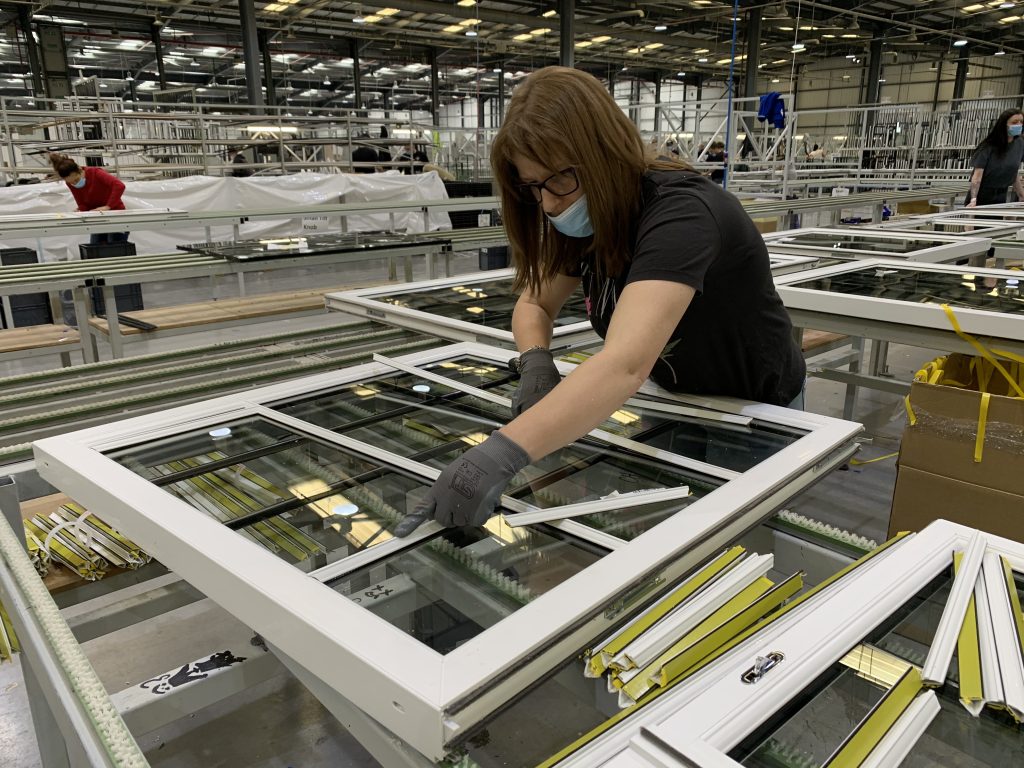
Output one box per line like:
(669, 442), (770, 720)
(393, 499), (434, 538)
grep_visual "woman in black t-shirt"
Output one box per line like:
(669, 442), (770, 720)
(966, 109), (1024, 207)
(394, 66), (804, 537)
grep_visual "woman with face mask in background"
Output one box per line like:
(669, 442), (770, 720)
(48, 153), (128, 243)
(966, 109), (1024, 208)
(394, 66), (805, 537)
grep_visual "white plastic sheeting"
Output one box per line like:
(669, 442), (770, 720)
(0, 171), (453, 262)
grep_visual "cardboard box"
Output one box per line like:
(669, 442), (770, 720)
(889, 356), (1024, 541)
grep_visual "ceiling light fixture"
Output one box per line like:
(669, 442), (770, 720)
(465, 29), (478, 36)
(953, 38), (969, 46)
(655, 24), (667, 31)
(995, 48), (1007, 54)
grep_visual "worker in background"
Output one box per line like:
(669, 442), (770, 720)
(397, 141), (429, 174)
(48, 153), (127, 244)
(704, 141), (726, 163)
(395, 66), (804, 536)
(351, 145), (379, 173)
(228, 147), (253, 178)
(966, 108), (1024, 207)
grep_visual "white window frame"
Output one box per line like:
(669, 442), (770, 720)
(761, 227), (991, 263)
(865, 218), (1024, 239)
(324, 269), (597, 348)
(775, 258), (1024, 357)
(766, 254), (826, 275)
(555, 520), (1024, 767)
(32, 342), (861, 760)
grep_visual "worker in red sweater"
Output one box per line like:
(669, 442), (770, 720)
(48, 153), (128, 244)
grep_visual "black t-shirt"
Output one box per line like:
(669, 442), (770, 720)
(572, 169), (805, 406)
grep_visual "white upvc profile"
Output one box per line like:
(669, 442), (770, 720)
(33, 342), (861, 760)
(775, 258), (1024, 354)
(324, 269), (596, 348)
(762, 227), (991, 263)
(553, 520), (1024, 768)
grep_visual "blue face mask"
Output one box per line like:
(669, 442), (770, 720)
(1010, 124), (1023, 138)
(71, 176), (86, 189)
(546, 194), (593, 238)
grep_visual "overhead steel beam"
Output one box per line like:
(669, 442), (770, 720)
(364, 0), (711, 47)
(559, 0), (575, 68)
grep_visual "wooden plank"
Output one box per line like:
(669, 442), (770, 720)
(802, 329), (848, 353)
(0, 325), (79, 353)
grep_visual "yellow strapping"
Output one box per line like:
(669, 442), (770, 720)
(990, 348), (1024, 368)
(941, 304), (1024, 398)
(535, 533), (913, 768)
(0, 601), (18, 661)
(974, 392), (991, 463)
(822, 666), (925, 768)
(954, 552), (983, 709)
(905, 395), (917, 426)
(849, 452), (899, 466)
(587, 546), (746, 678)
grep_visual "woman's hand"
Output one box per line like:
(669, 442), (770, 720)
(965, 198), (977, 208)
(511, 348), (560, 415)
(393, 432), (531, 537)
(93, 206), (112, 212)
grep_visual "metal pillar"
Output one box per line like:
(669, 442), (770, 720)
(478, 95), (486, 129)
(953, 49), (969, 101)
(428, 47), (439, 123)
(258, 29), (276, 107)
(16, 8), (44, 98)
(497, 62), (506, 122)
(351, 39), (363, 110)
(628, 77), (640, 126)
(653, 72), (662, 133)
(558, 0), (575, 68)
(150, 23), (167, 90)
(607, 68), (616, 97)
(865, 35), (884, 106)
(744, 7), (762, 100)
(931, 61), (943, 113)
(237, 0), (264, 108)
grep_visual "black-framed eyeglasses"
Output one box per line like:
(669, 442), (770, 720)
(514, 167), (580, 204)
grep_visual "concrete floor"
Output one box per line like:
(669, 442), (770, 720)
(0, 252), (941, 768)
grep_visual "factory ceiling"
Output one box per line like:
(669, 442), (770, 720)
(0, 1), (1019, 109)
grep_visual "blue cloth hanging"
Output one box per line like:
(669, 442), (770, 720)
(757, 92), (786, 130)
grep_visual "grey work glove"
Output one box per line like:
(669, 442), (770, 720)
(394, 431), (530, 537)
(511, 348), (560, 416)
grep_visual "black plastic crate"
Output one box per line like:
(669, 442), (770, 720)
(444, 181), (498, 230)
(478, 246), (509, 270)
(0, 247), (53, 328)
(79, 241), (144, 315)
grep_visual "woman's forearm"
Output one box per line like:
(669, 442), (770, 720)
(500, 349), (646, 461)
(968, 169), (983, 202)
(511, 300), (555, 351)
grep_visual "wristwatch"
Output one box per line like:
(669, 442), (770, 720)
(508, 345), (548, 374)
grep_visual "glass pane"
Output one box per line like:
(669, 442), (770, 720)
(788, 266), (1024, 314)
(367, 279), (590, 328)
(769, 232), (949, 254)
(741, 668), (889, 767)
(325, 520), (605, 653)
(180, 232), (445, 260)
(274, 366), (723, 540)
(105, 417), (429, 569)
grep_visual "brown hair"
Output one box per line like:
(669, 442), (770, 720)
(491, 66), (691, 294)
(48, 152), (80, 178)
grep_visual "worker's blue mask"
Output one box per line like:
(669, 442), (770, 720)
(71, 176), (86, 189)
(546, 194), (593, 238)
(1009, 124), (1023, 138)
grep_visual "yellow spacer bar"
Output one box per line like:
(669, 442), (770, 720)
(588, 546), (747, 678)
(940, 304), (1024, 399)
(822, 666), (925, 768)
(1001, 556), (1024, 694)
(619, 576), (776, 704)
(535, 532), (913, 768)
(954, 552), (984, 709)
